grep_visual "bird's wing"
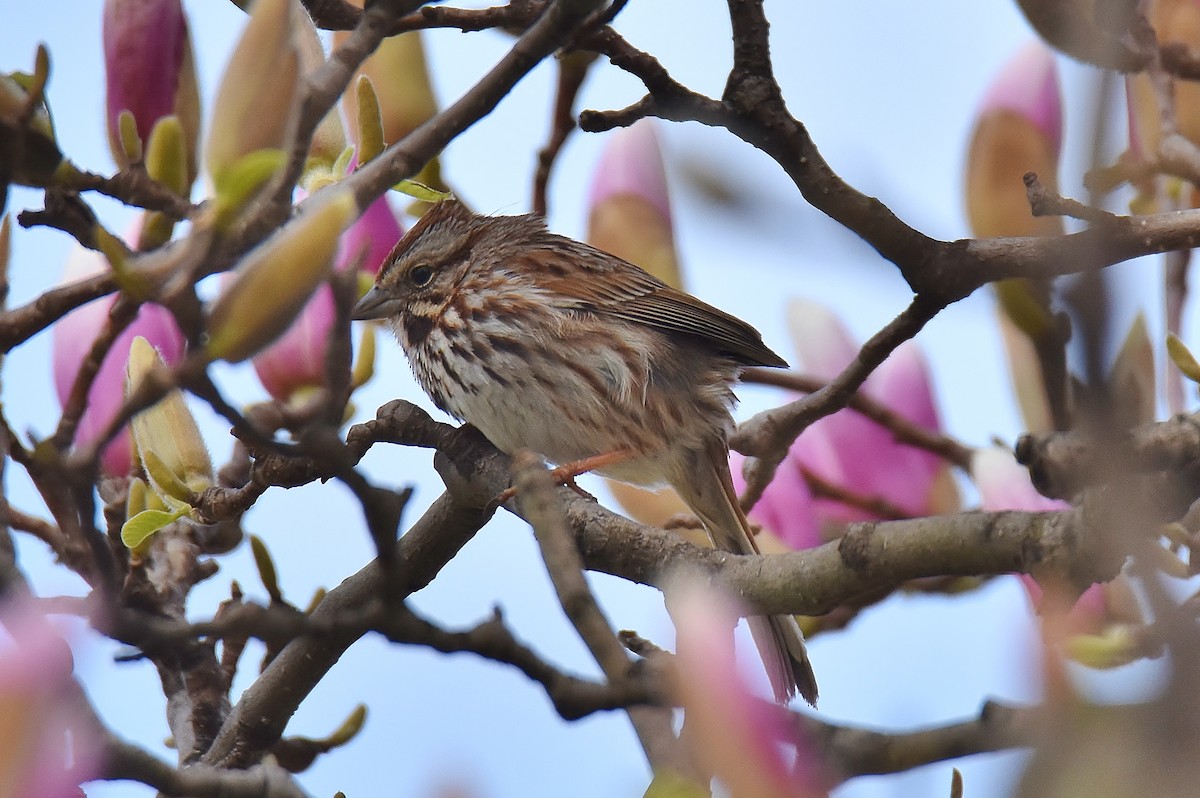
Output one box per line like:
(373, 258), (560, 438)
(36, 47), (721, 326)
(526, 239), (788, 369)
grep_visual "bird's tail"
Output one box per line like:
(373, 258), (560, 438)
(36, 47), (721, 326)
(672, 446), (818, 706)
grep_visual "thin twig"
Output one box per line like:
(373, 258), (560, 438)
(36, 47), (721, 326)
(741, 368), (974, 470)
(513, 452), (689, 777)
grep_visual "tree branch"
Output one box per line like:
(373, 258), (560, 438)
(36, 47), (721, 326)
(514, 453), (687, 775)
(202, 486), (494, 768)
(803, 700), (1033, 782)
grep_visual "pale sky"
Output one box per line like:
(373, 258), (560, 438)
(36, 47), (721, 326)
(0, 3), (1169, 796)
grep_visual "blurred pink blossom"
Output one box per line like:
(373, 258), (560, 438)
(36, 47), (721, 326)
(338, 192), (405, 278)
(972, 446), (1067, 515)
(52, 223), (185, 476)
(734, 300), (951, 550)
(977, 39), (1062, 159)
(252, 193), (403, 402)
(0, 600), (101, 796)
(971, 447), (1135, 635)
(588, 118), (673, 226)
(670, 579), (828, 798)
(731, 450), (821, 551)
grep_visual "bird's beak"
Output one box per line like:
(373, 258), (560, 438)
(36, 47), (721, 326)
(351, 286), (396, 321)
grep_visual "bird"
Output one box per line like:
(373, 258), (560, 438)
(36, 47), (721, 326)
(353, 199), (817, 705)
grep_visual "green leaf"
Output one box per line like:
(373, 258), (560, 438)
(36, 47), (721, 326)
(94, 225), (155, 300)
(1167, 333), (1200, 383)
(212, 147), (286, 225)
(121, 507), (188, 550)
(324, 705), (367, 747)
(145, 115), (188, 196)
(390, 179), (450, 204)
(117, 109), (142, 164)
(304, 587), (326, 614)
(332, 145), (355, 178)
(354, 75), (384, 165)
(250, 534), (283, 603)
(350, 322), (376, 390)
(643, 771), (709, 798)
(140, 447), (195, 509)
(125, 476), (149, 517)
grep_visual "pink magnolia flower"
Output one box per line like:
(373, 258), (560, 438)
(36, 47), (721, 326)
(972, 446), (1142, 641)
(251, 193), (404, 402)
(966, 39), (1063, 240)
(588, 118), (673, 226)
(734, 299), (952, 550)
(731, 450), (822, 551)
(670, 578), (828, 798)
(0, 601), (101, 796)
(587, 119), (681, 288)
(52, 223), (186, 476)
(103, 0), (199, 175)
(205, 0), (300, 185)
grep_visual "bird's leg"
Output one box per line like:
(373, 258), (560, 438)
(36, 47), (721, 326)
(496, 448), (635, 504)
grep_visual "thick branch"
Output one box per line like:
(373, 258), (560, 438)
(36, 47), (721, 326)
(102, 730), (307, 797)
(410, 409), (1115, 615)
(1016, 412), (1200, 503)
(804, 700), (1033, 782)
(514, 454), (686, 775)
(202, 489), (493, 768)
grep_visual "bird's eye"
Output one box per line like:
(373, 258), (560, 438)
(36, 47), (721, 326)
(409, 264), (433, 286)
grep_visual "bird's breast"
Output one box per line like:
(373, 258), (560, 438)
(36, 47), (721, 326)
(400, 305), (738, 486)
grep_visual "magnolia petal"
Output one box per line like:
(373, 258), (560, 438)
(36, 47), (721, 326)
(251, 284), (335, 403)
(52, 225), (186, 476)
(731, 451), (821, 551)
(669, 577), (827, 798)
(972, 446), (1068, 513)
(337, 192), (405, 276)
(785, 298), (859, 380)
(206, 0), (300, 183)
(103, 0), (190, 162)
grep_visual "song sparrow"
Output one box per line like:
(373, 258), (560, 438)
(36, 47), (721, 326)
(353, 199), (818, 705)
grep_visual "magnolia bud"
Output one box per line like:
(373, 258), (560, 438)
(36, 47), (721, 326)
(250, 193), (402, 403)
(206, 0), (300, 187)
(52, 221), (185, 476)
(103, 0), (199, 182)
(335, 20), (437, 148)
(966, 41), (1066, 433)
(126, 336), (213, 500)
(966, 40), (1063, 240)
(587, 119), (682, 289)
(206, 189), (359, 363)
